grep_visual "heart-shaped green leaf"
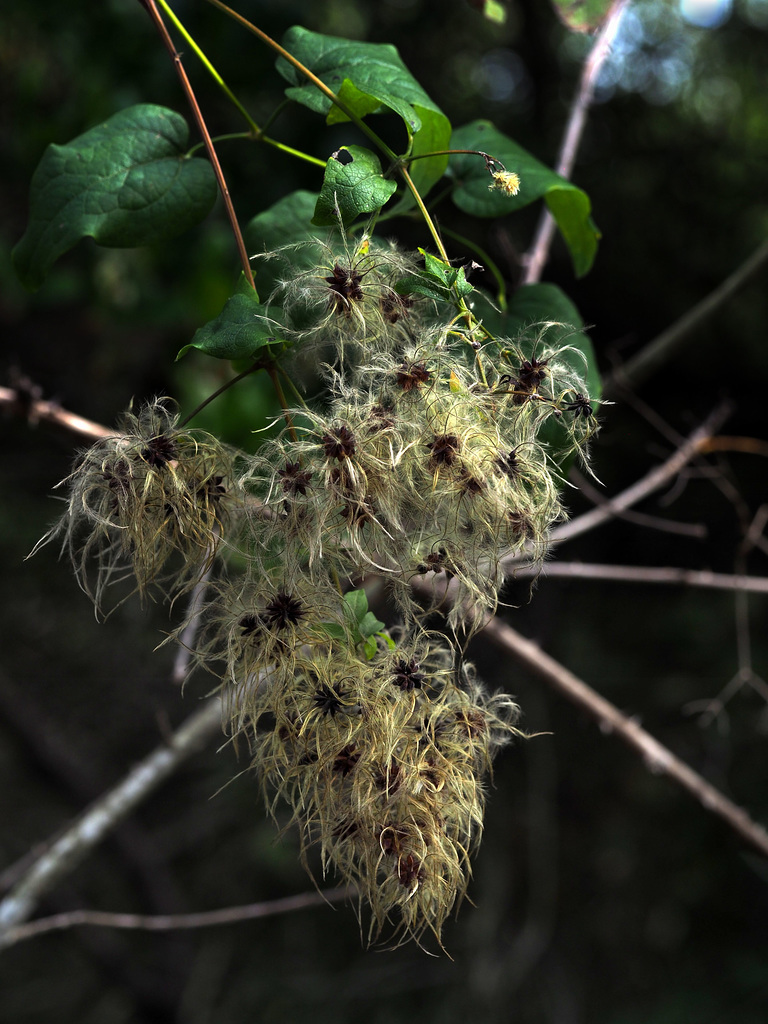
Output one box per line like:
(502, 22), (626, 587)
(505, 283), (600, 400)
(276, 28), (451, 198)
(13, 104), (217, 289)
(244, 190), (326, 297)
(312, 146), (397, 227)
(449, 120), (599, 277)
(470, 282), (600, 468)
(177, 283), (289, 362)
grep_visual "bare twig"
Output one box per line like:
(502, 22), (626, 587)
(482, 618), (768, 859)
(568, 468), (706, 537)
(2, 887), (352, 947)
(700, 436), (768, 460)
(603, 237), (768, 397)
(0, 697), (223, 946)
(513, 561), (768, 594)
(544, 402), (731, 547)
(522, 0), (631, 284)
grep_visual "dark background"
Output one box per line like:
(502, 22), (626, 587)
(2, 0), (768, 1021)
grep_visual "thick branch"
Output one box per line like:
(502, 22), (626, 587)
(483, 618), (768, 859)
(0, 698), (223, 946)
(0, 386), (110, 441)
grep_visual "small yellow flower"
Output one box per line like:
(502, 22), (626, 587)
(489, 170), (521, 196)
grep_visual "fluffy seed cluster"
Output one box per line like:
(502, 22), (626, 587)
(245, 243), (595, 633)
(38, 239), (597, 948)
(34, 400), (236, 609)
(203, 580), (519, 945)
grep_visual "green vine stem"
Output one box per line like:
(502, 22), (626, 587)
(186, 132), (327, 169)
(397, 164), (487, 377)
(177, 361), (263, 428)
(439, 225), (508, 311)
(276, 364), (311, 412)
(203, 0), (398, 165)
(267, 366), (298, 441)
(158, 0), (327, 169)
(140, 0), (255, 291)
(156, 0), (259, 131)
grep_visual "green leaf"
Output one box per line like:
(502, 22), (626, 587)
(331, 77), (420, 131)
(312, 146), (397, 227)
(321, 590), (390, 658)
(244, 190), (320, 254)
(244, 190), (326, 297)
(448, 120), (599, 277)
(396, 250), (474, 303)
(422, 251), (452, 285)
(363, 636), (379, 660)
(276, 27), (450, 197)
(472, 283), (600, 469)
(318, 622), (347, 642)
(395, 274), (450, 304)
(377, 631), (397, 652)
(342, 588), (370, 626)
(405, 107), (451, 200)
(358, 610), (386, 639)
(343, 589), (385, 633)
(544, 188), (599, 280)
(177, 283), (289, 362)
(505, 283), (600, 401)
(13, 104), (217, 289)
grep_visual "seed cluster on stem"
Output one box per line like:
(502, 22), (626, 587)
(35, 235), (597, 947)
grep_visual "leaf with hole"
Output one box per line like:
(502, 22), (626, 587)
(312, 146), (397, 227)
(276, 28), (450, 198)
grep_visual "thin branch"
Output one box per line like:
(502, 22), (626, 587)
(2, 887), (352, 948)
(177, 361), (262, 429)
(522, 0), (631, 284)
(482, 618), (768, 859)
(514, 561), (768, 594)
(744, 504), (768, 559)
(700, 436), (768, 459)
(603, 237), (768, 397)
(0, 697), (223, 946)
